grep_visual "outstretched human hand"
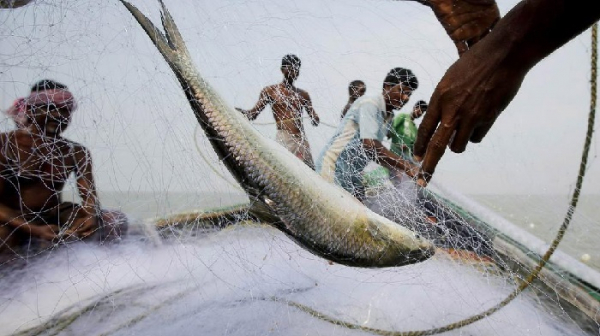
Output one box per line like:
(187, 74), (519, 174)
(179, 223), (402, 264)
(65, 216), (98, 239)
(413, 37), (527, 186)
(419, 0), (500, 56)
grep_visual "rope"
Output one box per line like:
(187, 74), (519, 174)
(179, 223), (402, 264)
(268, 23), (599, 336)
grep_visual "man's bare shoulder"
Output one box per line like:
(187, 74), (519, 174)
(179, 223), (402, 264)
(60, 138), (91, 158)
(0, 130), (26, 145)
(297, 88), (311, 100)
(261, 84), (279, 95)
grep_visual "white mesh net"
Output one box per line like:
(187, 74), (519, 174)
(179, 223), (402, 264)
(1, 1), (599, 335)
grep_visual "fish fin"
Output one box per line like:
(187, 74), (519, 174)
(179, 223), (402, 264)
(158, 0), (186, 51)
(119, 0), (176, 59)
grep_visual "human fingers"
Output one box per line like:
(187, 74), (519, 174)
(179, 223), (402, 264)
(76, 219), (97, 234)
(64, 219), (93, 236)
(469, 120), (495, 143)
(418, 122), (456, 184)
(38, 225), (59, 241)
(454, 40), (469, 56)
(414, 93), (443, 160)
(78, 228), (97, 239)
(449, 118), (475, 153)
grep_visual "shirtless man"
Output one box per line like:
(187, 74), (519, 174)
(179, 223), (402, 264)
(236, 54), (320, 169)
(0, 87), (126, 257)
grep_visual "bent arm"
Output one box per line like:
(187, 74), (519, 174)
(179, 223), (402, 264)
(340, 102), (351, 120)
(0, 178), (58, 239)
(68, 146), (99, 237)
(413, 0), (600, 185)
(503, 0), (600, 71)
(236, 88), (271, 121)
(0, 182), (28, 230)
(362, 139), (417, 176)
(301, 91), (320, 126)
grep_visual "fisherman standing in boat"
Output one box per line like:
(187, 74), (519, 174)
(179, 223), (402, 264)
(340, 80), (366, 119)
(316, 67), (419, 201)
(236, 54), (320, 169)
(0, 86), (127, 258)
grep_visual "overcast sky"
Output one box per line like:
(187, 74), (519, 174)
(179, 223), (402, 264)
(0, 0), (598, 196)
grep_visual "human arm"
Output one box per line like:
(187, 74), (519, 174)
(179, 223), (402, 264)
(362, 139), (418, 177)
(301, 90), (320, 126)
(0, 178), (58, 240)
(341, 102), (351, 120)
(65, 145), (99, 238)
(413, 0), (500, 56)
(0, 197), (59, 240)
(235, 87), (272, 121)
(359, 102), (417, 175)
(413, 0), (600, 185)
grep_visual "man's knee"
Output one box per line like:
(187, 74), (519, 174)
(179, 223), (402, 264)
(99, 210), (129, 243)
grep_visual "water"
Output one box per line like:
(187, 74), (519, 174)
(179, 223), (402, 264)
(470, 194), (600, 271)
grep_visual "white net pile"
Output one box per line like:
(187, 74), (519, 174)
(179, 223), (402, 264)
(1, 0), (599, 335)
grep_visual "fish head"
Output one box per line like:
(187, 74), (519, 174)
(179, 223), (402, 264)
(364, 210), (435, 267)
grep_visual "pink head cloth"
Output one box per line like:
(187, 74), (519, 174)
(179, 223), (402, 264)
(24, 89), (77, 113)
(5, 97), (27, 127)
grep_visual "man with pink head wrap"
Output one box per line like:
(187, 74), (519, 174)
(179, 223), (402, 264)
(0, 82), (127, 261)
(4, 79), (71, 128)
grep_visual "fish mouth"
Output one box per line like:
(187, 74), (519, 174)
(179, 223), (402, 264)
(401, 245), (435, 266)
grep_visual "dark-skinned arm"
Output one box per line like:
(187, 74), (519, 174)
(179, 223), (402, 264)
(414, 0), (600, 186)
(235, 87), (271, 121)
(412, 0), (500, 56)
(65, 145), (99, 238)
(341, 102), (352, 120)
(301, 90), (320, 126)
(362, 139), (418, 177)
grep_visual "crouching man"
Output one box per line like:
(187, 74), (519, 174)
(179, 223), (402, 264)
(0, 87), (127, 258)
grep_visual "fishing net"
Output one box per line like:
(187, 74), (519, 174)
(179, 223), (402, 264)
(1, 0), (599, 335)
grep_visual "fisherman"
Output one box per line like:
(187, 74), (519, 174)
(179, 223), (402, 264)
(362, 100), (428, 188)
(236, 54), (320, 169)
(0, 86), (127, 258)
(389, 100), (427, 162)
(316, 67), (419, 201)
(340, 80), (366, 119)
(4, 79), (68, 128)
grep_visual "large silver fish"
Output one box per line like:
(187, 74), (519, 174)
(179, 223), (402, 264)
(119, 0), (434, 267)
